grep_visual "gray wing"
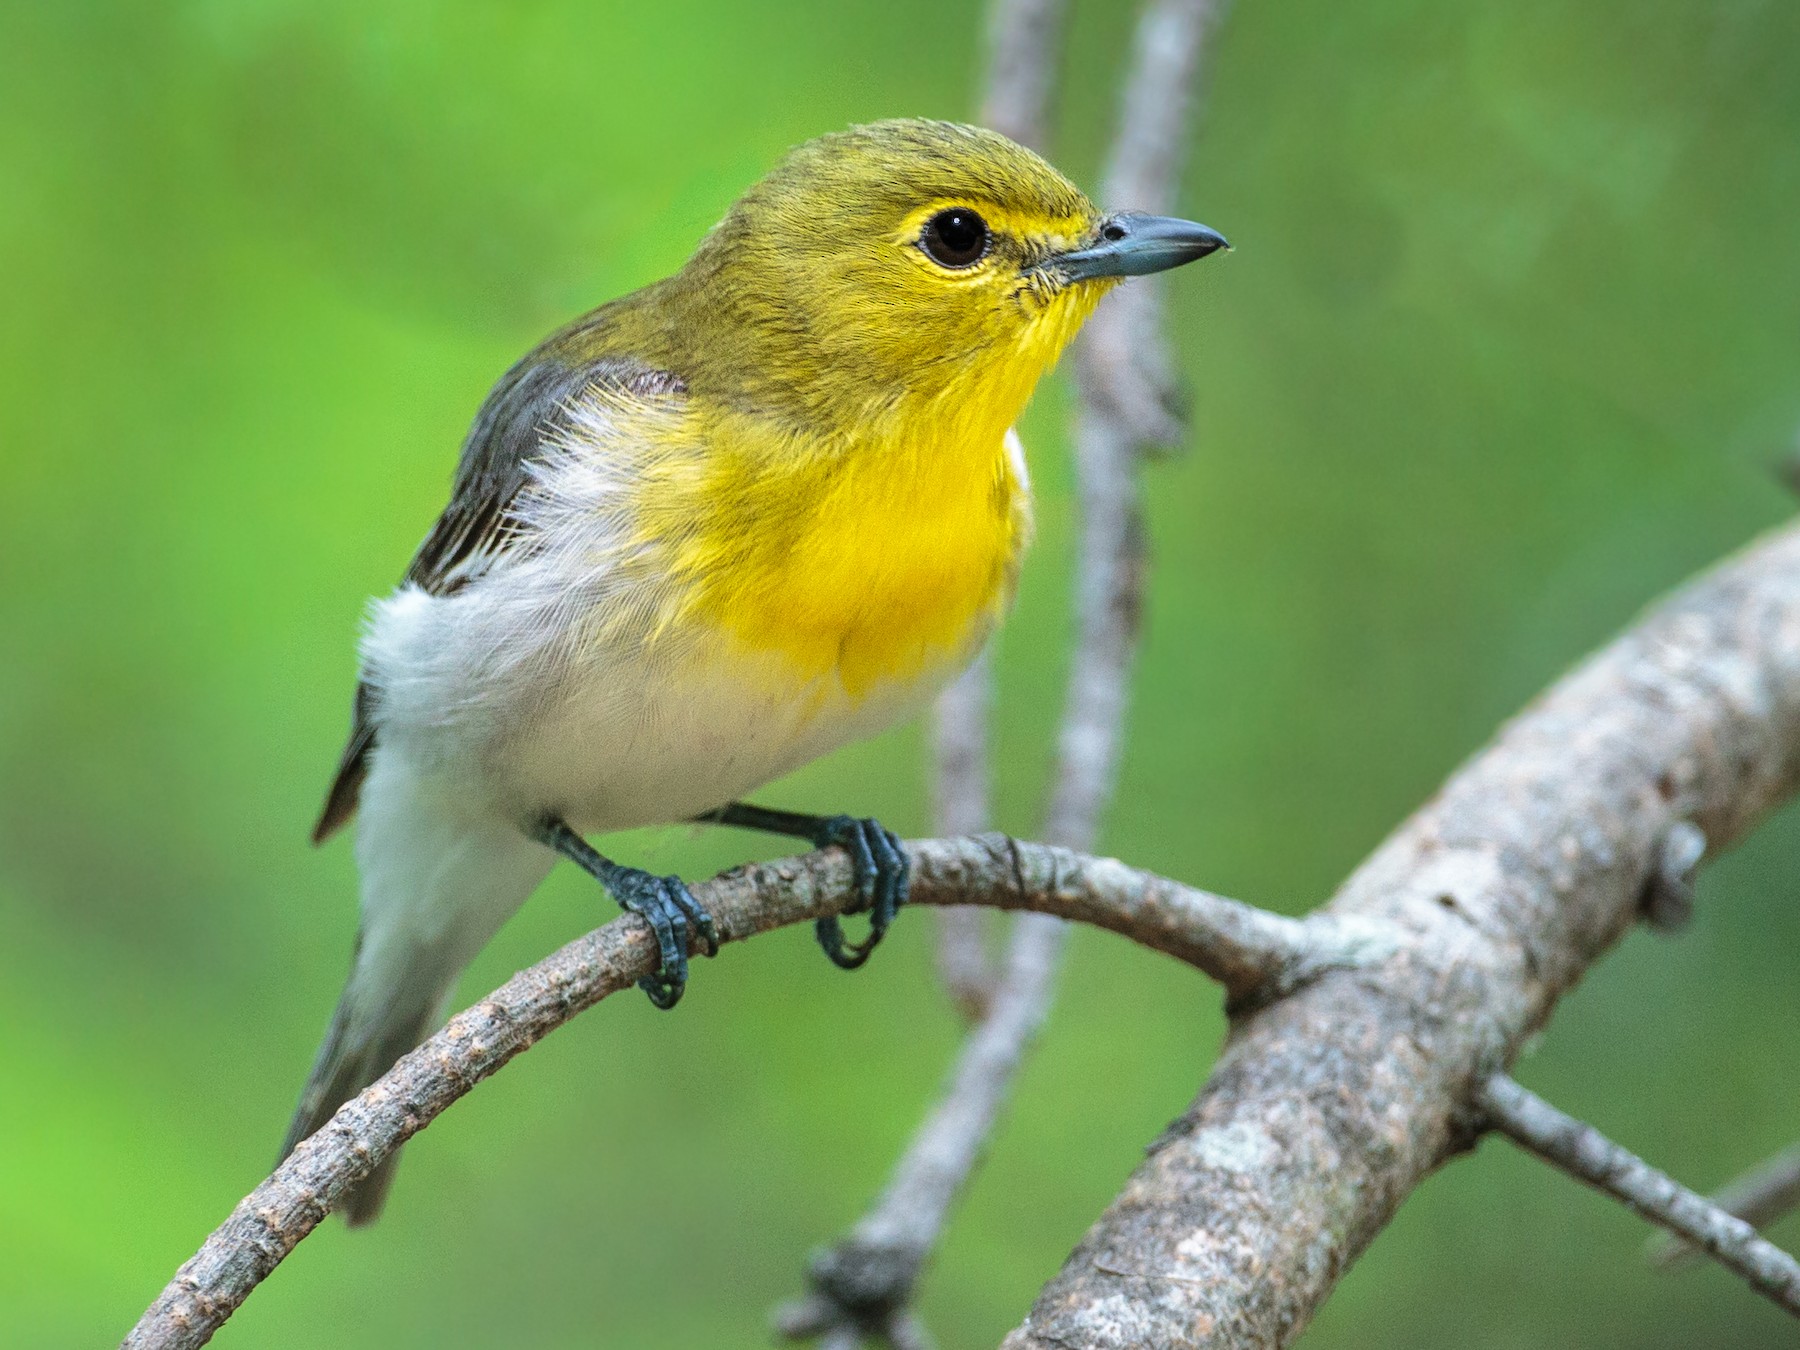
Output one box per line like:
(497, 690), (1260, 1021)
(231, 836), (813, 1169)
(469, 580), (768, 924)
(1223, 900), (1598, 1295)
(311, 350), (685, 844)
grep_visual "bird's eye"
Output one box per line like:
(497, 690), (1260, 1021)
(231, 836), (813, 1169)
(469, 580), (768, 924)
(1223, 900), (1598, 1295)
(919, 208), (990, 268)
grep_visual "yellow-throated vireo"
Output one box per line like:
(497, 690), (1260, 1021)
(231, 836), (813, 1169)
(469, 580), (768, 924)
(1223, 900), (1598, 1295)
(284, 118), (1226, 1222)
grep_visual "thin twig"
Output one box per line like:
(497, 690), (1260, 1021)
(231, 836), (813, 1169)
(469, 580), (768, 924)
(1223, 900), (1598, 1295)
(1073, 0), (1222, 455)
(122, 836), (1308, 1350)
(1051, 0), (1220, 845)
(1480, 1075), (1800, 1316)
(779, 1), (1221, 1342)
(977, 0), (1067, 149)
(931, 657), (1000, 1020)
(928, 0), (1070, 1019)
(782, 905), (1069, 1346)
(1650, 1143), (1800, 1270)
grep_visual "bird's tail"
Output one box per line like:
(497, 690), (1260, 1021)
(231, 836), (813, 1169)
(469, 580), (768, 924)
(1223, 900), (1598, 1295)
(282, 749), (556, 1225)
(277, 955), (456, 1225)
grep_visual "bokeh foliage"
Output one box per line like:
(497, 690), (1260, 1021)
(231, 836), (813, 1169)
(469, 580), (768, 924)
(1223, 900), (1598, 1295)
(3, 1), (1799, 1345)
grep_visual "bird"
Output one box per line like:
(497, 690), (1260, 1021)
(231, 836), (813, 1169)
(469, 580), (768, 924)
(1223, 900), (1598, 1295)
(282, 117), (1227, 1223)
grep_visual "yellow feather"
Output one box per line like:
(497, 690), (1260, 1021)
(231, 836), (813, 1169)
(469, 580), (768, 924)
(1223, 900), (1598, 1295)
(539, 121), (1119, 699)
(626, 272), (1103, 699)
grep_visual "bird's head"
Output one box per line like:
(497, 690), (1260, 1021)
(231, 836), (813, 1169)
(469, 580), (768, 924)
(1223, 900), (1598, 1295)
(666, 119), (1227, 433)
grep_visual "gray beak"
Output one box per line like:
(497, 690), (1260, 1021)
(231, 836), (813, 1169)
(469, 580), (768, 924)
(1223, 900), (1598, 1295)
(1047, 212), (1230, 282)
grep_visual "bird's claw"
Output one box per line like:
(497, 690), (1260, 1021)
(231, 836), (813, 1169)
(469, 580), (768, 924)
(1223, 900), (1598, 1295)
(607, 868), (718, 1009)
(811, 815), (909, 970)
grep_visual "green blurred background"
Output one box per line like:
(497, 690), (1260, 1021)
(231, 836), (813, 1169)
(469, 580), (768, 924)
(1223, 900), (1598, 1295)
(4, 0), (1799, 1345)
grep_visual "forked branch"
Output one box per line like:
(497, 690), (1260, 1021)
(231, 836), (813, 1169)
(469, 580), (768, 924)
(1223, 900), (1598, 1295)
(124, 498), (1800, 1350)
(122, 836), (1309, 1350)
(1002, 517), (1800, 1348)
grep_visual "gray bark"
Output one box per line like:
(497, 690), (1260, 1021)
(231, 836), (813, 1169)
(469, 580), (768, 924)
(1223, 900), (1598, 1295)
(121, 836), (1300, 1350)
(1003, 519), (1800, 1348)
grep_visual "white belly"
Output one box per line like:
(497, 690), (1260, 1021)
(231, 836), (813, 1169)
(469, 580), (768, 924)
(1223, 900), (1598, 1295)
(509, 625), (945, 833)
(356, 415), (1015, 838)
(359, 566), (961, 838)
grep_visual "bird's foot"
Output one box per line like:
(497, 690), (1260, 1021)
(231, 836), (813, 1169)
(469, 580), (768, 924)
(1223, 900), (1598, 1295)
(535, 818), (717, 1009)
(810, 815), (909, 970)
(606, 867), (718, 1008)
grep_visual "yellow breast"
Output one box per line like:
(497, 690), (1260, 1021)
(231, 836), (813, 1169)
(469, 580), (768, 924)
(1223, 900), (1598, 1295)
(641, 410), (1030, 700)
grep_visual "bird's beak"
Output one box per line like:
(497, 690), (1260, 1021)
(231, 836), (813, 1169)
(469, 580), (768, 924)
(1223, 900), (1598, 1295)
(1046, 212), (1230, 282)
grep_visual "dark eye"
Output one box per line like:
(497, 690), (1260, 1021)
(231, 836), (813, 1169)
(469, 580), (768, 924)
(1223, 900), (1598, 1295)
(920, 208), (990, 268)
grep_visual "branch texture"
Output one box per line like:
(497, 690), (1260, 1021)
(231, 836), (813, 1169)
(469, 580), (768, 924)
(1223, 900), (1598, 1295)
(1651, 1142), (1800, 1270)
(122, 837), (1297, 1350)
(1003, 517), (1800, 1348)
(1480, 1074), (1800, 1315)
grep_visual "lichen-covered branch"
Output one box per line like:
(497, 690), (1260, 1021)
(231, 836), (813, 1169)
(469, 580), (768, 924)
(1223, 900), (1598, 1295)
(1004, 517), (1800, 1348)
(124, 511), (1800, 1350)
(1481, 1075), (1800, 1315)
(120, 836), (1302, 1350)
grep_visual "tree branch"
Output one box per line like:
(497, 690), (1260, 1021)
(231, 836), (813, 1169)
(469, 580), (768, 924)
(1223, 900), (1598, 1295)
(930, 657), (1001, 1020)
(1650, 1142), (1800, 1270)
(976, 0), (1067, 149)
(126, 488), (1800, 1350)
(122, 836), (1306, 1350)
(928, 0), (1071, 1021)
(774, 909), (1065, 1345)
(779, 3), (1222, 1341)
(1480, 1074), (1800, 1315)
(1003, 517), (1800, 1348)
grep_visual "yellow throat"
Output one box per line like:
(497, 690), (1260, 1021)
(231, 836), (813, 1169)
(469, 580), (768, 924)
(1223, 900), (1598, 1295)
(531, 119), (1220, 702)
(675, 282), (1100, 698)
